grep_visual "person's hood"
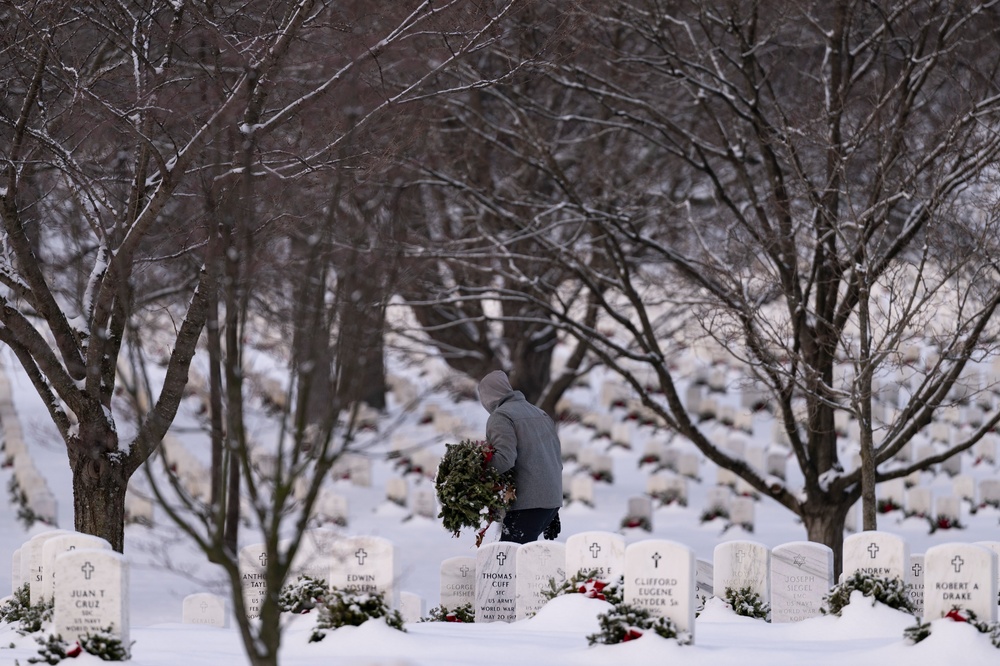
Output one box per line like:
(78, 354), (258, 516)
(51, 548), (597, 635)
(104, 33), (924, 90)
(478, 370), (514, 413)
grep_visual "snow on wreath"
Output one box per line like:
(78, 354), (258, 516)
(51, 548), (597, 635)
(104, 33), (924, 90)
(434, 439), (516, 547)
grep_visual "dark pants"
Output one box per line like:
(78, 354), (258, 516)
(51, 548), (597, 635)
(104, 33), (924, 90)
(501, 507), (559, 544)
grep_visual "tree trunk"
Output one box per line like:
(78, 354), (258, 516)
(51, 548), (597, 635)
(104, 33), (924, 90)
(72, 458), (129, 553)
(801, 501), (851, 580)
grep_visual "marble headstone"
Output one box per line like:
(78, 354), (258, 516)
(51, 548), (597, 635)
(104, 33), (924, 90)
(42, 533), (112, 603)
(238, 543), (269, 619)
(329, 535), (398, 608)
(182, 592), (226, 627)
(923, 543), (997, 622)
(770, 542), (834, 623)
(515, 541), (566, 620)
(439, 556), (476, 611)
(624, 539), (696, 640)
(53, 549), (129, 648)
(475, 542), (518, 623)
(842, 531), (909, 582)
(565, 531), (626, 583)
(713, 540), (770, 605)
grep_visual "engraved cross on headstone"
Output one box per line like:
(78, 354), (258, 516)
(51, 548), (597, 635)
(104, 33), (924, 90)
(589, 543), (601, 559)
(497, 552), (507, 566)
(258, 552), (267, 567)
(736, 549), (746, 563)
(200, 601), (208, 612)
(81, 562), (95, 580)
(355, 548), (368, 565)
(912, 563), (923, 577)
(951, 555), (965, 573)
(460, 565), (471, 577)
(651, 552), (661, 569)
(867, 543), (879, 559)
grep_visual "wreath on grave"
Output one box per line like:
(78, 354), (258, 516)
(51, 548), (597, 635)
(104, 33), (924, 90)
(434, 439), (516, 547)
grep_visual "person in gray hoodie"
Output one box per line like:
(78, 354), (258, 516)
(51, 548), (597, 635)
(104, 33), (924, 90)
(478, 370), (562, 543)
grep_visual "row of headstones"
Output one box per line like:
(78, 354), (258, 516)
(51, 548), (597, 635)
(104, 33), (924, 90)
(8, 530), (128, 647)
(0, 366), (58, 525)
(459, 530), (1000, 644)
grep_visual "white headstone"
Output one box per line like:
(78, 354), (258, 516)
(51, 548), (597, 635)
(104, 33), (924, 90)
(766, 451), (787, 480)
(565, 531), (626, 583)
(238, 543), (269, 619)
(515, 541), (566, 620)
(878, 478), (906, 511)
(569, 475), (594, 506)
(923, 543), (997, 623)
(314, 488), (349, 526)
(329, 535), (398, 608)
(647, 473), (688, 507)
(399, 591), (424, 624)
(182, 592), (226, 627)
(842, 531), (909, 582)
(906, 486), (932, 517)
(678, 452), (701, 479)
(53, 549), (129, 648)
(704, 486), (731, 516)
(907, 554), (925, 618)
(290, 528), (338, 582)
(475, 542), (518, 623)
(770, 542), (834, 623)
(934, 496), (961, 529)
(42, 533), (112, 603)
(952, 475), (976, 504)
(623, 496), (653, 530)
(624, 539), (696, 641)
(24, 530), (72, 603)
(981, 479), (1000, 508)
(729, 497), (755, 532)
(440, 556), (476, 612)
(713, 541), (770, 606)
(386, 477), (408, 506)
(412, 486), (438, 519)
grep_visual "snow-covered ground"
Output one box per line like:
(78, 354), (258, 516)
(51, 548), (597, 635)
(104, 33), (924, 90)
(2, 340), (1000, 665)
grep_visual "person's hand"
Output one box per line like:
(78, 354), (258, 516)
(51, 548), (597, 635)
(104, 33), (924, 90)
(543, 510), (561, 540)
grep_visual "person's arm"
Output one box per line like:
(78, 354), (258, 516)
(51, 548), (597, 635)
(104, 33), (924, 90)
(485, 413), (517, 473)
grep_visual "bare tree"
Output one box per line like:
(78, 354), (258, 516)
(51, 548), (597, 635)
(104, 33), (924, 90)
(0, 0), (529, 563)
(418, 0), (1000, 574)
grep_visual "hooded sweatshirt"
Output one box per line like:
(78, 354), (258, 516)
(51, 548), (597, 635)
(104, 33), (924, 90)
(478, 370), (563, 511)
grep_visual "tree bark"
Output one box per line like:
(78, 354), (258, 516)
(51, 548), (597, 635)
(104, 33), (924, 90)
(801, 500), (852, 580)
(71, 455), (129, 553)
